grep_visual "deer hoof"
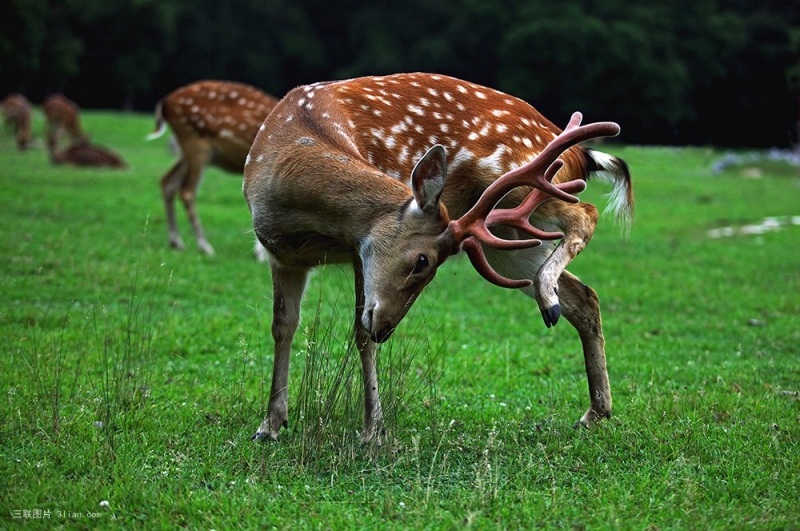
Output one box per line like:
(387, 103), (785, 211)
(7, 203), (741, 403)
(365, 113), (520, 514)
(541, 303), (561, 328)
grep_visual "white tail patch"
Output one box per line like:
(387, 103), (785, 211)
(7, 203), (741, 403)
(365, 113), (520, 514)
(588, 149), (633, 233)
(145, 120), (167, 141)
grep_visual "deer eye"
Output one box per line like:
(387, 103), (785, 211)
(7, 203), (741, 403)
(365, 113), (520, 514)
(412, 254), (429, 275)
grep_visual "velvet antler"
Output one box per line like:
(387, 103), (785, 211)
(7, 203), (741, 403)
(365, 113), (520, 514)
(447, 112), (621, 288)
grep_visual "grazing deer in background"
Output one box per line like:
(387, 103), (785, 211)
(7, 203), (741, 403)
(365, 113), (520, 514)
(243, 73), (634, 443)
(147, 80), (280, 255)
(1, 93), (33, 150)
(43, 94), (88, 152)
(50, 142), (126, 168)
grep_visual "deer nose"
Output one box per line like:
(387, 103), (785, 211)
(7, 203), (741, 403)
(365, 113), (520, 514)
(363, 305), (396, 343)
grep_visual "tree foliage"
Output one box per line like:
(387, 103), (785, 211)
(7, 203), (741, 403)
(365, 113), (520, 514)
(1, 0), (797, 147)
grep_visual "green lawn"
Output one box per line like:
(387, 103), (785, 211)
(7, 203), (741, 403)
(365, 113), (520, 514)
(1, 110), (798, 529)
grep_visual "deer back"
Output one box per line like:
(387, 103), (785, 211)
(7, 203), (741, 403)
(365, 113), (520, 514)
(161, 81), (279, 172)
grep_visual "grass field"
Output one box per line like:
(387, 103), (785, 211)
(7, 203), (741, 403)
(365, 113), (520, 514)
(1, 109), (798, 529)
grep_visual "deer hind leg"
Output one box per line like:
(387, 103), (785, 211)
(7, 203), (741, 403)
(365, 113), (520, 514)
(178, 140), (214, 255)
(533, 201), (599, 327)
(253, 260), (309, 441)
(160, 157), (189, 250)
(557, 270), (612, 426)
(354, 261), (384, 444)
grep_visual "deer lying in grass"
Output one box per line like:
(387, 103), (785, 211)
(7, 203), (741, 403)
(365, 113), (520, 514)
(147, 80), (280, 255)
(1, 93), (32, 150)
(50, 141), (126, 168)
(43, 94), (88, 152)
(243, 73), (633, 443)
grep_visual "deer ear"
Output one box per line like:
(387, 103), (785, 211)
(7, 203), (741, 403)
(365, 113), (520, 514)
(410, 145), (447, 212)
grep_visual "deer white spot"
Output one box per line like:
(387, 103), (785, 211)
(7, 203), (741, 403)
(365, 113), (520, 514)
(245, 154), (252, 165)
(259, 124), (266, 131)
(238, 98), (247, 105)
(468, 132), (479, 141)
(398, 145), (410, 165)
(285, 114), (294, 123)
(322, 112), (330, 119)
(390, 122), (408, 135)
(427, 135), (439, 146)
(475, 91), (487, 99)
(191, 105), (199, 113)
(457, 85), (468, 94)
(298, 98), (306, 106)
(408, 105), (425, 116)
(491, 109), (510, 117)
(230, 91), (238, 98)
(443, 92), (454, 102)
(373, 109), (383, 117)
(522, 137), (533, 148)
(256, 154), (264, 162)
(427, 87), (439, 97)
(439, 123), (449, 133)
(496, 124), (508, 133)
(419, 97), (430, 107)
(385, 135), (396, 149)
(220, 129), (234, 138)
(371, 128), (385, 141)
(208, 91), (216, 98)
(479, 123), (491, 136)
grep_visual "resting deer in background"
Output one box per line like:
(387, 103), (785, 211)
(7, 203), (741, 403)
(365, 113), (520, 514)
(43, 94), (88, 152)
(243, 73), (633, 443)
(50, 142), (126, 168)
(147, 80), (280, 255)
(2, 93), (33, 150)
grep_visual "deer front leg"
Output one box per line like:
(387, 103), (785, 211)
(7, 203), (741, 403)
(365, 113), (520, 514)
(354, 263), (384, 444)
(253, 262), (308, 441)
(534, 202), (599, 327)
(160, 158), (189, 250)
(558, 270), (612, 426)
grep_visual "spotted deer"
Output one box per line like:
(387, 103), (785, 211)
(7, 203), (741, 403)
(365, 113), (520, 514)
(2, 93), (33, 150)
(243, 73), (633, 442)
(147, 80), (280, 255)
(43, 94), (88, 152)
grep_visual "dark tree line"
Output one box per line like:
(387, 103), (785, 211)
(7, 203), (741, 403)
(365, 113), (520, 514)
(2, 0), (798, 147)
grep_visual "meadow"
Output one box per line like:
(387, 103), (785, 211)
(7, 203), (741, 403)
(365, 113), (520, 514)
(1, 109), (798, 529)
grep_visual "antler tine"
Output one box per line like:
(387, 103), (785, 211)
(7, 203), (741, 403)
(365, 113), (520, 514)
(448, 112), (620, 289)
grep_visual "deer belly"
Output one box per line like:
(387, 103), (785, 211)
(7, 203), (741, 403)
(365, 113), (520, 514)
(259, 231), (352, 268)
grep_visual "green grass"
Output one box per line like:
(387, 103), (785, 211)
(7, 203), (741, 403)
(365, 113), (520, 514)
(1, 110), (799, 529)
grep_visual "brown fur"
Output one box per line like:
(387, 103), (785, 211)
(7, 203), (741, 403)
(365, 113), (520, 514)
(243, 73), (634, 442)
(43, 94), (88, 152)
(149, 80), (280, 255)
(2, 93), (32, 150)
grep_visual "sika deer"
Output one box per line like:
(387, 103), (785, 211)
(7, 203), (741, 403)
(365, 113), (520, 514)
(243, 73), (633, 442)
(147, 80), (280, 255)
(43, 94), (88, 152)
(2, 93), (32, 150)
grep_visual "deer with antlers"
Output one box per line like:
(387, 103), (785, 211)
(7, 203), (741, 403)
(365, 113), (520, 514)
(43, 94), (88, 152)
(243, 73), (633, 443)
(2, 93), (33, 150)
(147, 80), (280, 255)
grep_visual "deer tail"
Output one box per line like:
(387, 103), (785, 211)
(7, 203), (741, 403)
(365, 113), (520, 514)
(585, 148), (634, 233)
(145, 100), (167, 141)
